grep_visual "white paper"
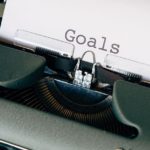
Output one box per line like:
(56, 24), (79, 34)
(0, 0), (150, 65)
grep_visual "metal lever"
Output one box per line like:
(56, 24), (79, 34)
(73, 51), (97, 88)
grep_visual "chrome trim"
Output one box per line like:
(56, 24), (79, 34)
(0, 140), (30, 150)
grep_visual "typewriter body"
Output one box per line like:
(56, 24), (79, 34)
(0, 0), (150, 150)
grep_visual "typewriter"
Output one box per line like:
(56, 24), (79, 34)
(0, 0), (150, 150)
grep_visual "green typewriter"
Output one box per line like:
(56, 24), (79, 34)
(0, 1), (150, 150)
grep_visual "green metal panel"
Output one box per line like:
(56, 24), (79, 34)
(0, 45), (46, 89)
(113, 80), (150, 149)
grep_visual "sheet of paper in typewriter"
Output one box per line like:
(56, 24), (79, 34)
(0, 0), (150, 66)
